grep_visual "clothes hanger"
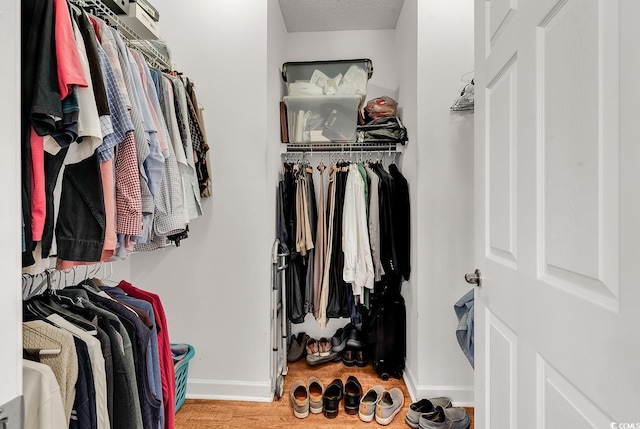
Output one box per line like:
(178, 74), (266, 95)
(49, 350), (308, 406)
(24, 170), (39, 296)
(24, 270), (95, 333)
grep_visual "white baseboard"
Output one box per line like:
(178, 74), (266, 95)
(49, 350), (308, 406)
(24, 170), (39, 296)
(186, 379), (273, 402)
(403, 367), (474, 408)
(186, 375), (473, 407)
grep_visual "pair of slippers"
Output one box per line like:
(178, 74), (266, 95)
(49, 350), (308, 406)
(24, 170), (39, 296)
(305, 337), (340, 365)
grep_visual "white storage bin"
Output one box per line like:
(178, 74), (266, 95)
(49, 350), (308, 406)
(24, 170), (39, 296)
(284, 95), (361, 144)
(281, 59), (373, 98)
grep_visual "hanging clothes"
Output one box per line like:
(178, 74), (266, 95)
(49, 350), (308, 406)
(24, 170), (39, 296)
(342, 164), (374, 300)
(280, 157), (410, 327)
(23, 277), (178, 429)
(301, 166), (317, 315)
(21, 2), (211, 273)
(312, 162), (327, 320)
(23, 359), (68, 429)
(317, 164), (337, 328)
(389, 163), (411, 282)
(23, 320), (79, 425)
(364, 164), (384, 281)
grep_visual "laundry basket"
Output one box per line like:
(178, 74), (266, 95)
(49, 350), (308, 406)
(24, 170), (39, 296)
(171, 343), (195, 413)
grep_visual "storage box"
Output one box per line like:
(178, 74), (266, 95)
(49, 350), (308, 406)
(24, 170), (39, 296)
(281, 59), (373, 97)
(282, 59), (373, 84)
(284, 95), (361, 143)
(118, 2), (160, 39)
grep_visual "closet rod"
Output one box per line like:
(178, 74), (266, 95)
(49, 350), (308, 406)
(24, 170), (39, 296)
(68, 0), (172, 70)
(282, 142), (402, 153)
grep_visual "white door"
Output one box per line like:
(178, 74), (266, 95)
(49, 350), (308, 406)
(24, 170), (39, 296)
(474, 0), (640, 428)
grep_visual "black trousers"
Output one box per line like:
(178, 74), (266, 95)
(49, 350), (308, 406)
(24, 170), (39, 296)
(56, 152), (106, 262)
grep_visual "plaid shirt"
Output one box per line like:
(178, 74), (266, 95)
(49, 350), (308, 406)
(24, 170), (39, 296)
(97, 42), (133, 162)
(109, 27), (154, 216)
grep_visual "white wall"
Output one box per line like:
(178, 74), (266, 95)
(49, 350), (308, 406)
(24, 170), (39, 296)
(395, 0), (420, 401)
(129, 0), (274, 401)
(412, 0), (476, 406)
(0, 0), (23, 407)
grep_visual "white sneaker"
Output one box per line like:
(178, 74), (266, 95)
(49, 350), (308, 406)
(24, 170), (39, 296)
(358, 385), (385, 422)
(375, 387), (405, 425)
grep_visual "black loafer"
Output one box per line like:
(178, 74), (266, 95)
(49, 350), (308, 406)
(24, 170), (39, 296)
(343, 375), (362, 415)
(323, 378), (344, 418)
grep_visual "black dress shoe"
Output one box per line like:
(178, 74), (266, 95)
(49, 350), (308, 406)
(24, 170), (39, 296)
(343, 375), (362, 415)
(341, 349), (356, 367)
(355, 348), (368, 367)
(323, 378), (344, 418)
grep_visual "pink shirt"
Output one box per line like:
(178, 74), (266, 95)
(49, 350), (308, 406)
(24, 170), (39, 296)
(54, 0), (87, 98)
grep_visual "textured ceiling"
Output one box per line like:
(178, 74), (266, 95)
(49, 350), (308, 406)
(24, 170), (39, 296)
(278, 0), (405, 32)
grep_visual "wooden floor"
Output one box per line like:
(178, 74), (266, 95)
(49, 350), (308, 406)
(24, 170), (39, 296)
(175, 359), (474, 428)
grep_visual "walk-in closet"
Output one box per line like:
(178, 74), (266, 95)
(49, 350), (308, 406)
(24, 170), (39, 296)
(3, 0), (476, 426)
(4, 0), (636, 427)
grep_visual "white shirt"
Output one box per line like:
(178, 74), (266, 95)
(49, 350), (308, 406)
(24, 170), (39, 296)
(46, 313), (111, 429)
(342, 164), (374, 300)
(23, 359), (67, 429)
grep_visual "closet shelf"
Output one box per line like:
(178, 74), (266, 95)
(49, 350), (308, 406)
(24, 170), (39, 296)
(281, 142), (404, 153)
(69, 0), (172, 70)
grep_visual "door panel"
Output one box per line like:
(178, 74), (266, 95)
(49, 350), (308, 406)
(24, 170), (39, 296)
(537, 356), (612, 429)
(475, 0), (640, 427)
(487, 0), (518, 51)
(537, 0), (619, 307)
(487, 311), (517, 429)
(487, 58), (518, 266)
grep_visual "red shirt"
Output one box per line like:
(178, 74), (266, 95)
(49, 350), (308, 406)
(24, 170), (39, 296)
(118, 281), (176, 429)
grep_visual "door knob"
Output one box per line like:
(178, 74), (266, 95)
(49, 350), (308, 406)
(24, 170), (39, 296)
(465, 269), (482, 287)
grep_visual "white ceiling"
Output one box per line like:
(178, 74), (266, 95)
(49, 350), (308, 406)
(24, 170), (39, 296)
(277, 0), (405, 33)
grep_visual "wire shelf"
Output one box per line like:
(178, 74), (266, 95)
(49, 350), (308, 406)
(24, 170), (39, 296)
(282, 141), (404, 153)
(69, 0), (172, 70)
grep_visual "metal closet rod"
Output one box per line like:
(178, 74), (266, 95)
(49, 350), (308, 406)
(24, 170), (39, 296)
(69, 0), (172, 70)
(283, 143), (402, 153)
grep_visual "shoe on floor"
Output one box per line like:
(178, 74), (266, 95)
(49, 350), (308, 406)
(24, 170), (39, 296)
(344, 375), (362, 415)
(306, 350), (339, 366)
(405, 397), (452, 428)
(331, 322), (353, 352)
(290, 380), (309, 419)
(318, 337), (332, 357)
(346, 325), (364, 348)
(342, 348), (356, 366)
(308, 377), (324, 414)
(355, 348), (368, 367)
(359, 385), (385, 422)
(287, 332), (309, 362)
(305, 337), (319, 357)
(418, 406), (470, 429)
(323, 378), (344, 419)
(375, 387), (404, 426)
